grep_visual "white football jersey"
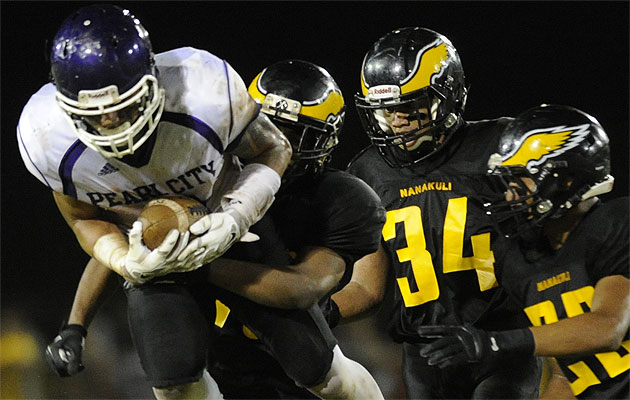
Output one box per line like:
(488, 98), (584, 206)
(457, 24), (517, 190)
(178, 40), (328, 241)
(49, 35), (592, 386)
(18, 47), (259, 215)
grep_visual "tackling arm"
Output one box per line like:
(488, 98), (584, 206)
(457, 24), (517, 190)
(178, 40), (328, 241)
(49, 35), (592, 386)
(331, 245), (389, 323)
(208, 246), (345, 310)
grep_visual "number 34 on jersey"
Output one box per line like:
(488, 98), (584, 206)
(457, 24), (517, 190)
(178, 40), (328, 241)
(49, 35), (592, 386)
(383, 196), (497, 307)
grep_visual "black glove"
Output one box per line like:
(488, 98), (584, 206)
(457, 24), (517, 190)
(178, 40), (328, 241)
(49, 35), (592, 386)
(45, 324), (87, 377)
(417, 325), (534, 369)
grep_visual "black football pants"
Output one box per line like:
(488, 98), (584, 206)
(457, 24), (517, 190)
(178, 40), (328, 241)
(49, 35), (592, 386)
(125, 275), (337, 389)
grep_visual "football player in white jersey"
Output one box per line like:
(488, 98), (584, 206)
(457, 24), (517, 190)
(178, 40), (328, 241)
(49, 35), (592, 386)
(18, 4), (290, 399)
(18, 4), (292, 284)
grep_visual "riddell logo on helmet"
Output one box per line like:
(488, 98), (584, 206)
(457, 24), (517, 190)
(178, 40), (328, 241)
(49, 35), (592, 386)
(78, 85), (120, 106)
(87, 91), (109, 98)
(372, 87), (393, 94)
(368, 85), (400, 100)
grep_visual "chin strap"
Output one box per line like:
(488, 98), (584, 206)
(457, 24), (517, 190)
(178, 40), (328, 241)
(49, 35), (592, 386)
(580, 174), (615, 200)
(563, 174), (615, 211)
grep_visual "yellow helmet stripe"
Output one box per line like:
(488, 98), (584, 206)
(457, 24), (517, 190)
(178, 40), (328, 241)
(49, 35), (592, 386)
(400, 42), (448, 95)
(249, 71), (343, 122)
(247, 72), (265, 103)
(301, 91), (344, 121)
(361, 70), (369, 96)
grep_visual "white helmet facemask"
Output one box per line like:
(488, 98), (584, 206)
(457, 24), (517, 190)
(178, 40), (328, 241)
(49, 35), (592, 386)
(56, 74), (165, 158)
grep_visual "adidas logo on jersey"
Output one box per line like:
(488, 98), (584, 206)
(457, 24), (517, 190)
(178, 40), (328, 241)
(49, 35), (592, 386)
(97, 163), (120, 176)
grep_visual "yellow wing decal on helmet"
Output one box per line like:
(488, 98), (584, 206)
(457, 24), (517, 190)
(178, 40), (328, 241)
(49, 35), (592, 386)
(301, 91), (344, 122)
(400, 42), (448, 95)
(502, 124), (590, 168)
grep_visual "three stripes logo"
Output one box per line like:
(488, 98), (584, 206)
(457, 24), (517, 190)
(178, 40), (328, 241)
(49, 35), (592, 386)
(97, 163), (120, 176)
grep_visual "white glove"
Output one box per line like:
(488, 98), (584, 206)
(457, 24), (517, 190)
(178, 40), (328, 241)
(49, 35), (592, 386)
(122, 221), (191, 285)
(176, 212), (240, 269)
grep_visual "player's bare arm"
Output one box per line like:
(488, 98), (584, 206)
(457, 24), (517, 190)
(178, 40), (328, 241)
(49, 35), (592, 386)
(176, 112), (291, 268)
(54, 191), (185, 283)
(230, 111), (292, 176)
(208, 246), (345, 309)
(67, 258), (119, 327)
(530, 274), (630, 357)
(53, 191), (125, 262)
(331, 245), (389, 322)
(539, 357), (576, 399)
(46, 257), (119, 377)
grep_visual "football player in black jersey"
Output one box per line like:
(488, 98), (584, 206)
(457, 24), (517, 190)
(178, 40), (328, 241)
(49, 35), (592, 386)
(417, 104), (629, 399)
(46, 60), (387, 400)
(339, 27), (542, 398)
(201, 59), (388, 399)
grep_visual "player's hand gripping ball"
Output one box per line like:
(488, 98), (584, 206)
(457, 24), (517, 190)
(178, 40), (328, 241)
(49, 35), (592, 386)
(138, 196), (210, 249)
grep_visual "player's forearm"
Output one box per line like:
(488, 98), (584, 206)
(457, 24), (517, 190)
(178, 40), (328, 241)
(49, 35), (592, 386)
(332, 281), (382, 322)
(531, 311), (627, 357)
(532, 275), (630, 357)
(54, 191), (128, 274)
(208, 258), (316, 309)
(539, 358), (576, 399)
(67, 258), (119, 327)
(332, 247), (388, 322)
(73, 220), (128, 276)
(234, 113), (292, 176)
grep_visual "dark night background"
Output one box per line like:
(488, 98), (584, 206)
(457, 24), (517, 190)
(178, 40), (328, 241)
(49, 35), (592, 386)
(1, 1), (628, 398)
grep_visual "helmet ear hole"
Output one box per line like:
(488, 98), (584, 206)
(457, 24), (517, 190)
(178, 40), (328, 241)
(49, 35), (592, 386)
(562, 176), (574, 190)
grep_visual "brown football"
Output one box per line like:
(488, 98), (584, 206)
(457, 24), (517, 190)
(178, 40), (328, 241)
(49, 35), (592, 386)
(137, 195), (210, 249)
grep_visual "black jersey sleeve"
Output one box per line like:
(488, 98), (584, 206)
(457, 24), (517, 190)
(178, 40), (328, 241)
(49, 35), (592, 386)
(346, 146), (383, 193)
(585, 197), (629, 280)
(315, 170), (386, 267)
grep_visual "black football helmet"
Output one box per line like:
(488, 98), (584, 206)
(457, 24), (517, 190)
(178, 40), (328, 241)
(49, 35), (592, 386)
(485, 104), (614, 238)
(355, 27), (467, 168)
(248, 60), (345, 179)
(50, 4), (165, 158)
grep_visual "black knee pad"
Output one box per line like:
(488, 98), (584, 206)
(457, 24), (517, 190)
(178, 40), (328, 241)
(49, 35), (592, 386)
(126, 282), (209, 387)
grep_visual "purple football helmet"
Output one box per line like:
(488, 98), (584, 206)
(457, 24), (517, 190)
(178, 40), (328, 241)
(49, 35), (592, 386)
(51, 4), (164, 158)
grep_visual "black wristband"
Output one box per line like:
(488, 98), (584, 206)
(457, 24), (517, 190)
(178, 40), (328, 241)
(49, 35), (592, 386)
(328, 299), (341, 329)
(64, 324), (88, 338)
(492, 328), (535, 356)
